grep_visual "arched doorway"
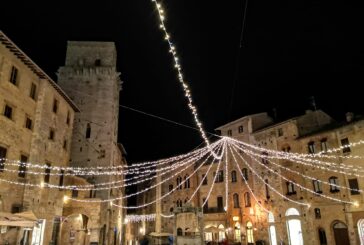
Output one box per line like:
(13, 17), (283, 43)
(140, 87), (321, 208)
(333, 221), (350, 245)
(285, 208), (303, 245)
(246, 221), (254, 245)
(61, 213), (90, 245)
(358, 219), (364, 245)
(218, 224), (225, 241)
(268, 212), (277, 245)
(234, 222), (241, 243)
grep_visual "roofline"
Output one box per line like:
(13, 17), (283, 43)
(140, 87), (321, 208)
(0, 31), (80, 112)
(215, 112), (268, 130)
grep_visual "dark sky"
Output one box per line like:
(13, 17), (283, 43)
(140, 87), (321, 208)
(1, 1), (364, 163)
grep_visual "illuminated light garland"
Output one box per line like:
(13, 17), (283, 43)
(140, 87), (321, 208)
(227, 137), (364, 173)
(240, 145), (363, 192)
(228, 144), (271, 213)
(109, 144), (225, 208)
(0, 143), (214, 179)
(229, 143), (309, 206)
(224, 146), (229, 211)
(160, 213), (174, 218)
(0, 142), (221, 192)
(230, 142), (355, 205)
(0, 140), (212, 173)
(151, 0), (220, 158)
(187, 142), (226, 203)
(124, 214), (156, 223)
(202, 143), (225, 207)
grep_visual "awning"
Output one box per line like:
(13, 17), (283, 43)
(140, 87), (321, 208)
(149, 232), (172, 237)
(204, 226), (219, 232)
(0, 211), (38, 227)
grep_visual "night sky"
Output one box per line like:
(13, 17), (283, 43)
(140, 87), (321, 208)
(1, 1), (364, 163)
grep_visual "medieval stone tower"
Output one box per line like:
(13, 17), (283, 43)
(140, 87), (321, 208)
(57, 41), (122, 200)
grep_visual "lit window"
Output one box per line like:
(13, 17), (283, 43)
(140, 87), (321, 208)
(286, 182), (296, 195)
(320, 139), (328, 153)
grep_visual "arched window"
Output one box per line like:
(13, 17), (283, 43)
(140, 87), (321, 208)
(86, 123), (91, 139)
(231, 170), (237, 183)
(233, 193), (239, 208)
(285, 208), (303, 245)
(177, 176), (182, 190)
(268, 212), (277, 245)
(244, 192), (251, 207)
(246, 221), (254, 244)
(318, 228), (327, 245)
(184, 175), (190, 189)
(329, 176), (340, 192)
(242, 168), (248, 181)
(177, 228), (183, 236)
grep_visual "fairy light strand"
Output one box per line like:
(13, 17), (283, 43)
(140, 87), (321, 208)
(151, 0), (219, 158)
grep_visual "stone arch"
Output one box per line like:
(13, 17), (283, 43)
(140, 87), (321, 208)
(61, 213), (92, 245)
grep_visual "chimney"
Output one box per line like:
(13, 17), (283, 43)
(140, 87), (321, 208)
(346, 112), (354, 122)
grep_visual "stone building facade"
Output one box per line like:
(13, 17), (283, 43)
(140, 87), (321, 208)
(135, 110), (364, 245)
(0, 31), (78, 244)
(58, 41), (125, 245)
(0, 32), (126, 245)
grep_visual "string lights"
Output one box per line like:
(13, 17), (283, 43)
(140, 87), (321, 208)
(151, 0), (219, 158)
(230, 142), (355, 205)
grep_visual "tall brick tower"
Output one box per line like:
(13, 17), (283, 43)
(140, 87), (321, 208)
(57, 41), (123, 244)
